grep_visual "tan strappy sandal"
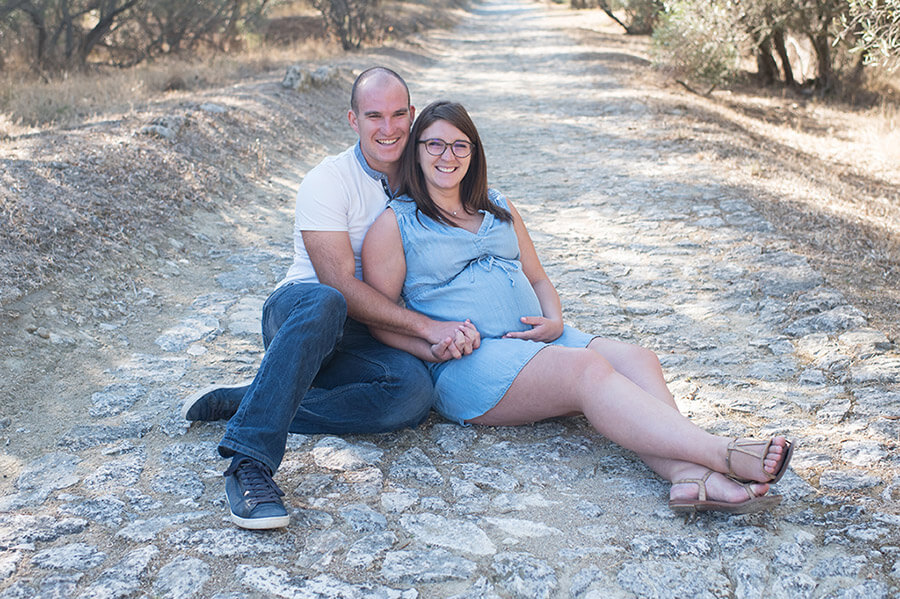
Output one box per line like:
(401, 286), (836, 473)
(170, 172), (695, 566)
(668, 470), (782, 514)
(725, 437), (794, 484)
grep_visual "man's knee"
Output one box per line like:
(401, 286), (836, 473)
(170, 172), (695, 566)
(381, 360), (433, 429)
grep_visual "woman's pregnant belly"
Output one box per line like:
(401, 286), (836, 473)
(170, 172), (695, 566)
(406, 258), (542, 339)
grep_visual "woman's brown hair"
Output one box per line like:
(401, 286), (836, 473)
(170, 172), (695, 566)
(397, 101), (512, 226)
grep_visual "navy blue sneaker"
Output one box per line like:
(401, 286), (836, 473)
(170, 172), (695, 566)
(223, 457), (290, 529)
(181, 380), (251, 421)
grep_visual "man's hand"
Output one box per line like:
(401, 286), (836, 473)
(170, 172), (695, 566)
(429, 320), (480, 362)
(503, 316), (563, 343)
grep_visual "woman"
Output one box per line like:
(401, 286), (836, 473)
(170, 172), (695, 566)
(362, 101), (794, 514)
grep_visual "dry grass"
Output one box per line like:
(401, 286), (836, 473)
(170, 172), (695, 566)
(0, 40), (337, 132)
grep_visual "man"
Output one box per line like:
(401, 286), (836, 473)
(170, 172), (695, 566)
(183, 67), (478, 530)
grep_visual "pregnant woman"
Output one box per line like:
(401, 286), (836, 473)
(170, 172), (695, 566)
(362, 100), (793, 514)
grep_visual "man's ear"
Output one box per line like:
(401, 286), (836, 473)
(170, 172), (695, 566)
(409, 105), (415, 123)
(348, 109), (359, 134)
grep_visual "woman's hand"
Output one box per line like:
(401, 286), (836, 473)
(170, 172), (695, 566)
(503, 316), (563, 343)
(430, 320), (480, 361)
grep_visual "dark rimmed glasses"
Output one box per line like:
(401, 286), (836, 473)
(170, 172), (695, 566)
(418, 138), (474, 158)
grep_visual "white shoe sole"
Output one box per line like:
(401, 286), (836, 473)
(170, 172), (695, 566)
(230, 511), (290, 529)
(181, 380), (253, 420)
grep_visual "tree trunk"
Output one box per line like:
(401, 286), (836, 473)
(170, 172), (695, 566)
(77, 0), (140, 67)
(772, 28), (795, 86)
(20, 2), (48, 67)
(756, 37), (778, 85)
(811, 31), (835, 93)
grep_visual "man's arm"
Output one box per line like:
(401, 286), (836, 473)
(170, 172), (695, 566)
(303, 229), (477, 354)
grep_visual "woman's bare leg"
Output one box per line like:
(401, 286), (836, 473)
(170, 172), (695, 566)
(468, 345), (786, 503)
(583, 338), (722, 497)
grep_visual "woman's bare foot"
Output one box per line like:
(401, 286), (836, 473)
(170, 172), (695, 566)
(725, 436), (792, 483)
(669, 464), (770, 505)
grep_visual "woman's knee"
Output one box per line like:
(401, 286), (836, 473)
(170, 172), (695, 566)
(630, 344), (663, 374)
(575, 350), (617, 388)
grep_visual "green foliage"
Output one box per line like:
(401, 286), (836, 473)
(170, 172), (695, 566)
(611, 0), (663, 34)
(652, 0), (746, 90)
(572, 0), (662, 34)
(842, 0), (900, 71)
(0, 0), (271, 71)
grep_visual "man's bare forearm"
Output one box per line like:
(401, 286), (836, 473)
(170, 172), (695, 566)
(324, 272), (432, 339)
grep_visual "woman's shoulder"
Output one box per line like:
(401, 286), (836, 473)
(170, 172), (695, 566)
(388, 195), (418, 215)
(487, 187), (509, 210)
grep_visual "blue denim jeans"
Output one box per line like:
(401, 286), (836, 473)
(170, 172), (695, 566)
(218, 282), (433, 472)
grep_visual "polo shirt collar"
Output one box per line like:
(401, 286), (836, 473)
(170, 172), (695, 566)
(354, 142), (397, 197)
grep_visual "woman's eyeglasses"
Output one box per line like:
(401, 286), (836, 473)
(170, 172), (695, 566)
(418, 139), (474, 158)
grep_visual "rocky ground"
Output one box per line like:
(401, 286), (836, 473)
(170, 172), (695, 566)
(1, 0), (899, 597)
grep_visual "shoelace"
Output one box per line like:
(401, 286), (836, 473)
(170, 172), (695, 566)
(225, 458), (285, 508)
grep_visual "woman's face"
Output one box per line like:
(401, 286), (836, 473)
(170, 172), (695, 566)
(416, 119), (472, 195)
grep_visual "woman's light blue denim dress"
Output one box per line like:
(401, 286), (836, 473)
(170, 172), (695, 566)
(389, 189), (595, 424)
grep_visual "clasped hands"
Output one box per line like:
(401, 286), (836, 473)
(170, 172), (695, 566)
(429, 315), (564, 362)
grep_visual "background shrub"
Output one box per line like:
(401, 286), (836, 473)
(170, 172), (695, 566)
(651, 0), (746, 91)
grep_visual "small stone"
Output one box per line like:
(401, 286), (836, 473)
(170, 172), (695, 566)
(389, 447), (443, 486)
(339, 503), (387, 533)
(107, 353), (190, 384)
(153, 556), (210, 598)
(381, 488), (419, 513)
(141, 124), (177, 139)
(82, 453), (145, 490)
(630, 534), (713, 559)
(811, 554), (867, 577)
(151, 467), (205, 499)
(311, 437), (383, 471)
(161, 442), (220, 464)
(30, 542), (106, 571)
(167, 527), (294, 557)
(216, 267), (267, 291)
(851, 354), (900, 384)
(237, 567), (416, 598)
(89, 382), (147, 417)
(484, 517), (562, 539)
(458, 463), (519, 492)
(78, 545), (158, 598)
(59, 420), (153, 450)
(727, 558), (767, 599)
(298, 530), (348, 570)
(492, 552), (558, 599)
(841, 440), (887, 467)
(155, 315), (220, 352)
(820, 470), (883, 490)
(785, 305), (867, 337)
(851, 388), (900, 420)
(116, 513), (208, 542)
(0, 514), (87, 550)
(15, 452), (80, 493)
(432, 423), (476, 454)
(381, 548), (477, 584)
(400, 513), (495, 555)
(199, 103), (227, 114)
(59, 495), (126, 526)
(344, 532), (396, 569)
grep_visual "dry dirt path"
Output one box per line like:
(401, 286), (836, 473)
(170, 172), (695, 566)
(2, 0), (899, 597)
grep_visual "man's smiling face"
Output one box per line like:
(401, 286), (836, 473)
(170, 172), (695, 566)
(348, 75), (414, 175)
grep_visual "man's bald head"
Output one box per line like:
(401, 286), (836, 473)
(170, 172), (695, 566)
(350, 67), (410, 114)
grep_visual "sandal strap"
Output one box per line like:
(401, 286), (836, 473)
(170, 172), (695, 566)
(672, 470), (714, 501)
(725, 438), (773, 480)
